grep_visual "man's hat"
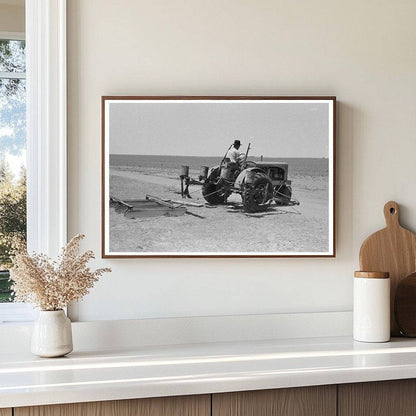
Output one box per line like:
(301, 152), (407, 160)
(233, 140), (241, 147)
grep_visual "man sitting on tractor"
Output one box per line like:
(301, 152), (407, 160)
(222, 140), (246, 181)
(226, 140), (244, 166)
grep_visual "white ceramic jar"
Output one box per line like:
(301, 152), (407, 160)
(31, 310), (73, 357)
(353, 271), (390, 343)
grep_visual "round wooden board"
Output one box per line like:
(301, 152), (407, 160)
(359, 201), (416, 336)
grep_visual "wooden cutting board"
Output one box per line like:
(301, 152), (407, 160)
(359, 201), (416, 336)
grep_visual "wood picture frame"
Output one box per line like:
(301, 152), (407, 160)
(102, 96), (336, 258)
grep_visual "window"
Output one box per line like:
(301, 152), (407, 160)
(0, 0), (67, 324)
(0, 34), (26, 306)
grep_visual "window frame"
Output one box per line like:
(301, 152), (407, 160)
(0, 31), (24, 41)
(0, 0), (67, 323)
(26, 0), (67, 257)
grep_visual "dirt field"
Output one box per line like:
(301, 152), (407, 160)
(108, 166), (330, 254)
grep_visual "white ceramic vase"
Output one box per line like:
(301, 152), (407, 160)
(31, 310), (73, 357)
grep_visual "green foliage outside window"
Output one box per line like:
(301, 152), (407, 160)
(0, 38), (27, 302)
(0, 161), (26, 302)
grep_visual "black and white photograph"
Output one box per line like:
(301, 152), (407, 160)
(102, 97), (335, 257)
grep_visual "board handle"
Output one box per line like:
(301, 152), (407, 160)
(384, 201), (400, 228)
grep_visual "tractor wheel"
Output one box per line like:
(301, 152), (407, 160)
(242, 173), (273, 213)
(202, 182), (225, 205)
(274, 184), (292, 205)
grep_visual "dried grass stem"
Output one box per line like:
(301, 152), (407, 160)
(10, 234), (111, 310)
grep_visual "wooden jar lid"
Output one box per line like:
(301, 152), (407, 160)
(354, 271), (390, 279)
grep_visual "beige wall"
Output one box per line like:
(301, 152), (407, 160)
(0, 4), (24, 33)
(67, 0), (416, 321)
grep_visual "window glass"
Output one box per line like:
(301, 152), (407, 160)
(0, 39), (26, 73)
(0, 39), (26, 303)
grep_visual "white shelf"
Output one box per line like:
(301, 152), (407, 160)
(2, 335), (416, 408)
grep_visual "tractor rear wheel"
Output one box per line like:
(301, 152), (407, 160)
(202, 182), (225, 205)
(242, 173), (273, 212)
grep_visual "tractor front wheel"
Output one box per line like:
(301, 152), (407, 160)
(274, 184), (292, 205)
(202, 182), (226, 205)
(242, 174), (273, 213)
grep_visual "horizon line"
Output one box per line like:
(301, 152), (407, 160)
(109, 153), (329, 159)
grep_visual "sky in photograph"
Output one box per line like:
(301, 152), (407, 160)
(109, 100), (330, 158)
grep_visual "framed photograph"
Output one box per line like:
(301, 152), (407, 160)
(102, 96), (336, 258)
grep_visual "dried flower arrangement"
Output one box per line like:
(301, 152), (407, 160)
(10, 234), (111, 311)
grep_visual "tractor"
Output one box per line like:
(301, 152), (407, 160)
(200, 143), (299, 213)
